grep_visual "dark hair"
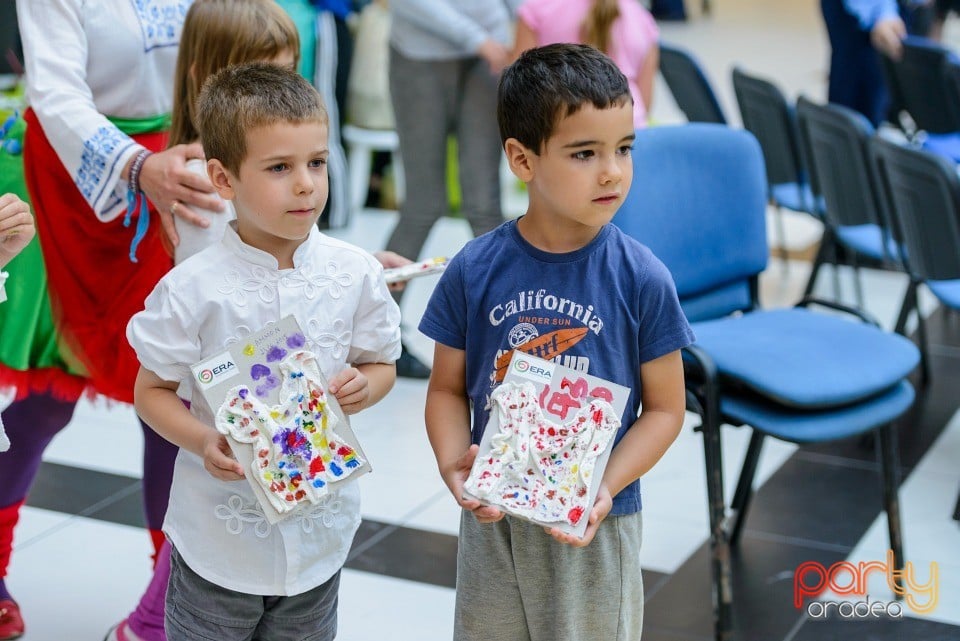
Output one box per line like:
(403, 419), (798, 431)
(498, 43), (631, 153)
(197, 62), (327, 174)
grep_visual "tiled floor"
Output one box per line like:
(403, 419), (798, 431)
(6, 1), (960, 640)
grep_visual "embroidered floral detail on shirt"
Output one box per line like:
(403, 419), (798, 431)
(282, 262), (352, 300)
(306, 318), (351, 360)
(214, 494), (272, 538)
(75, 126), (126, 200)
(131, 0), (190, 51)
(296, 493), (345, 532)
(218, 267), (278, 306)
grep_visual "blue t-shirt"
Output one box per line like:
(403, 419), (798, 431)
(419, 220), (695, 515)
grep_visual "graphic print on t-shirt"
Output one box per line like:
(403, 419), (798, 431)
(488, 287), (605, 385)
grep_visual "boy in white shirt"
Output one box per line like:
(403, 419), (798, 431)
(126, 62), (401, 641)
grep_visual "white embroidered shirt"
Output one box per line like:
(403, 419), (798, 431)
(126, 222), (401, 595)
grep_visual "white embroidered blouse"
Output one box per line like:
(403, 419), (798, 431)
(126, 222), (402, 595)
(17, 0), (191, 222)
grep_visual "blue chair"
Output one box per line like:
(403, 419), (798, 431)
(732, 67), (820, 265)
(658, 42), (727, 125)
(869, 136), (960, 384)
(795, 96), (903, 311)
(613, 124), (919, 640)
(881, 35), (960, 161)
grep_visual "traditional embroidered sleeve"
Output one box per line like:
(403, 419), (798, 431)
(18, 0), (142, 222)
(126, 278), (201, 385)
(347, 260), (402, 365)
(0, 271), (8, 304)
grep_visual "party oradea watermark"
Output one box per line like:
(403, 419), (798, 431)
(794, 550), (938, 619)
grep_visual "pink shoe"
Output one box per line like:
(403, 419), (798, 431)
(0, 600), (24, 641)
(103, 619), (132, 641)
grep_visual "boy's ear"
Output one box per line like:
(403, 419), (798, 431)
(207, 159), (236, 200)
(504, 137), (535, 183)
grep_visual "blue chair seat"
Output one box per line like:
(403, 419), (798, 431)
(721, 380), (914, 443)
(922, 132), (960, 163)
(771, 182), (820, 216)
(835, 223), (902, 262)
(691, 308), (919, 409)
(927, 279), (960, 309)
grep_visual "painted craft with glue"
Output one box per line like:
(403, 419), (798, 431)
(215, 350), (364, 515)
(191, 315), (371, 523)
(464, 352), (630, 537)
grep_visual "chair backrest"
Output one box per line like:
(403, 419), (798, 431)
(881, 36), (960, 134)
(869, 136), (960, 282)
(795, 96), (884, 232)
(658, 42), (727, 124)
(731, 67), (805, 188)
(612, 124), (768, 322)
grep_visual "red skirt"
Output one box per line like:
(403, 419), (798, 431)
(22, 109), (173, 404)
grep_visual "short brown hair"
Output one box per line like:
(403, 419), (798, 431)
(169, 0), (301, 147)
(197, 62), (328, 174)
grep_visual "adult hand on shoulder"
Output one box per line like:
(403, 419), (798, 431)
(546, 484), (613, 547)
(0, 193), (36, 267)
(478, 38), (510, 75)
(138, 142), (225, 246)
(872, 17), (906, 60)
(445, 444), (504, 523)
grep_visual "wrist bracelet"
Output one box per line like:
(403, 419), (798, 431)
(127, 148), (153, 194)
(124, 148), (154, 263)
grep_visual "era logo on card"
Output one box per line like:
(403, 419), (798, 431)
(511, 354), (554, 382)
(192, 353), (239, 390)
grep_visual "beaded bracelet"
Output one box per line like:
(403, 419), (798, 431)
(123, 148), (154, 263)
(127, 148), (152, 194)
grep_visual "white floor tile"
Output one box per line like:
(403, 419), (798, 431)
(832, 410), (960, 626)
(337, 569), (455, 641)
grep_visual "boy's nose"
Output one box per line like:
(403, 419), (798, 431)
(293, 167), (315, 194)
(601, 157), (623, 184)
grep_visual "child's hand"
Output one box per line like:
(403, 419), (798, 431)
(328, 367), (369, 415)
(201, 430), (244, 481)
(0, 193), (35, 267)
(443, 444), (504, 523)
(545, 484), (613, 547)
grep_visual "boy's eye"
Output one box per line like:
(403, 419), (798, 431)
(617, 145), (634, 156)
(572, 150), (594, 161)
(309, 158), (328, 168)
(269, 163), (288, 173)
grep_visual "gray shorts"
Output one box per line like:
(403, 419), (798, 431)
(165, 545), (339, 641)
(454, 511), (644, 641)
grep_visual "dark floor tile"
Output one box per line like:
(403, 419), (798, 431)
(792, 615), (960, 641)
(346, 519), (458, 588)
(644, 537), (847, 641)
(26, 461), (144, 527)
(738, 455), (888, 549)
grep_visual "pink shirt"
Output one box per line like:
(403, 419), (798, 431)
(517, 0), (659, 128)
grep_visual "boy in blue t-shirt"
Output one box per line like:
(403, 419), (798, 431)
(419, 43), (696, 641)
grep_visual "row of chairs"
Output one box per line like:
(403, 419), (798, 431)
(651, 42), (960, 639)
(612, 122), (920, 641)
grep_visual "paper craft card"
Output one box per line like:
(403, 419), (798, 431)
(463, 352), (631, 538)
(191, 315), (371, 524)
(382, 256), (447, 284)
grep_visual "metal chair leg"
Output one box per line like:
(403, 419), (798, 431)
(877, 423), (904, 595)
(729, 431), (765, 546)
(700, 409), (733, 640)
(803, 229), (832, 298)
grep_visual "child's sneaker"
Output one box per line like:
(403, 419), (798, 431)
(103, 619), (144, 641)
(0, 599), (24, 640)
